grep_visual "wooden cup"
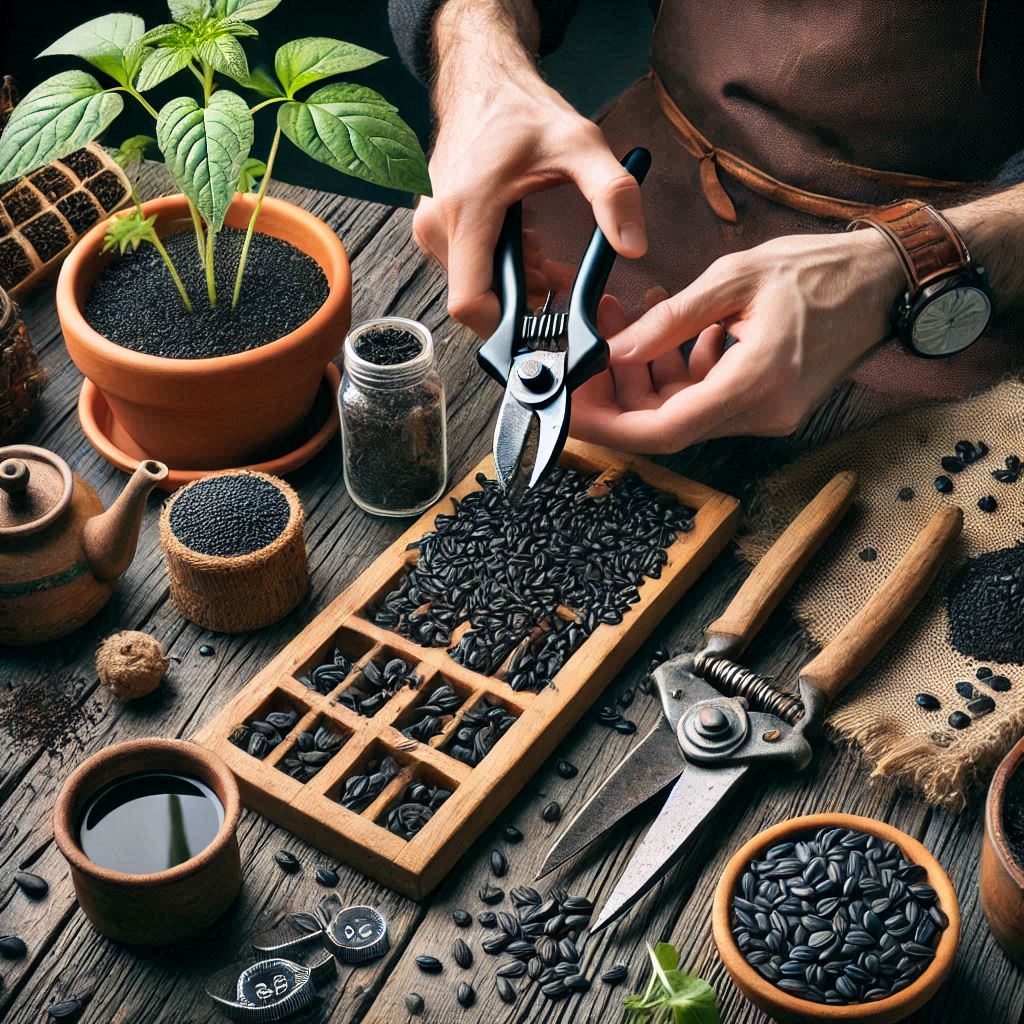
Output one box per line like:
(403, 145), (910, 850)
(981, 735), (1024, 963)
(712, 813), (960, 1024)
(53, 738), (242, 945)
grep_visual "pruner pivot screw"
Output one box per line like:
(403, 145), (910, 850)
(762, 729), (781, 743)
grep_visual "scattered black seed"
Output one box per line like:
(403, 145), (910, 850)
(354, 326), (423, 366)
(199, 644), (215, 657)
(297, 647), (352, 695)
(941, 455), (965, 474)
(46, 999), (86, 1023)
(556, 759), (578, 779)
(337, 756), (399, 812)
(618, 688), (635, 708)
(169, 474), (291, 557)
(992, 468), (1019, 484)
(858, 548), (877, 563)
(456, 982), (476, 1008)
(491, 850), (508, 877)
(453, 938), (473, 969)
(968, 695), (996, 717)
(478, 911), (498, 928)
(85, 227), (328, 358)
(613, 719), (637, 735)
(386, 780), (451, 840)
(954, 681), (975, 700)
(416, 956), (443, 974)
(897, 487), (915, 502)
(914, 693), (940, 711)
(315, 867), (339, 887)
(601, 964), (629, 985)
(404, 992), (425, 1016)
(338, 656), (422, 718)
(502, 824), (524, 843)
(541, 801), (562, 823)
(480, 882), (505, 905)
(731, 826), (948, 1006)
(978, 495), (998, 513)
(986, 675), (1012, 692)
(934, 475), (954, 494)
(453, 909), (472, 928)
(977, 666), (993, 679)
(273, 850), (301, 874)
(496, 976), (518, 1003)
(0, 935), (27, 959)
(13, 871), (47, 899)
(948, 544), (1024, 664)
(948, 711), (971, 730)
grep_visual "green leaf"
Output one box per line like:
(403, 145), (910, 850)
(0, 71), (124, 182)
(237, 155), (266, 192)
(279, 83), (430, 196)
(197, 33), (250, 85)
(136, 44), (192, 90)
(274, 37), (385, 97)
(110, 133), (155, 171)
(219, 17), (260, 39)
(157, 89), (253, 229)
(139, 22), (183, 46)
(247, 65), (284, 98)
(213, 0), (282, 21)
(103, 209), (159, 255)
(664, 973), (720, 1024)
(168, 0), (209, 20)
(38, 14), (146, 87)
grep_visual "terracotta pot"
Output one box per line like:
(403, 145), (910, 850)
(54, 738), (241, 945)
(57, 193), (351, 470)
(712, 813), (960, 1024)
(981, 735), (1024, 963)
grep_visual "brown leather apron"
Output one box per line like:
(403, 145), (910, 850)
(531, 0), (1024, 407)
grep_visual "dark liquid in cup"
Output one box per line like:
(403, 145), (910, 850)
(78, 771), (224, 874)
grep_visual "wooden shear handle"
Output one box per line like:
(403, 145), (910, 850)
(800, 505), (962, 706)
(704, 471), (858, 657)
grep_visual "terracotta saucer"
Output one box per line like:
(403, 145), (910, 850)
(78, 362), (340, 491)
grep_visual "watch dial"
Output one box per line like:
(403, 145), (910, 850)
(911, 287), (991, 356)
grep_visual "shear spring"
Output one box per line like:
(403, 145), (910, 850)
(521, 292), (567, 347)
(693, 652), (805, 725)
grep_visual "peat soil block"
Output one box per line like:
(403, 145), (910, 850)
(84, 227), (329, 359)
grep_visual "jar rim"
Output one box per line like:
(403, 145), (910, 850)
(343, 317), (435, 388)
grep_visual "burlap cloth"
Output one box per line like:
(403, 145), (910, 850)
(741, 378), (1024, 808)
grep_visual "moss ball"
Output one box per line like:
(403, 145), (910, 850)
(96, 631), (168, 701)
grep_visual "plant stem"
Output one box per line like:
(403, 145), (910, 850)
(249, 97), (286, 114)
(231, 127), (281, 310)
(186, 197), (207, 267)
(151, 232), (194, 313)
(205, 221), (217, 307)
(201, 62), (214, 103)
(120, 86), (159, 119)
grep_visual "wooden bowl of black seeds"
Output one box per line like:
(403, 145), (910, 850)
(981, 735), (1024, 964)
(159, 470), (308, 632)
(712, 813), (959, 1023)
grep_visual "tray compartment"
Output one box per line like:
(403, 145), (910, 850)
(442, 692), (521, 769)
(333, 649), (425, 718)
(292, 626), (377, 696)
(227, 688), (309, 764)
(375, 765), (455, 842)
(393, 674), (473, 745)
(275, 716), (351, 784)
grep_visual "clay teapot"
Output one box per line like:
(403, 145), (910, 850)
(0, 445), (167, 645)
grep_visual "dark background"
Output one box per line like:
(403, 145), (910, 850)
(0, 0), (652, 205)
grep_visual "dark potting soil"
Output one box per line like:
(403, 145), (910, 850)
(83, 228), (328, 359)
(947, 543), (1024, 665)
(354, 327), (422, 365)
(169, 474), (291, 557)
(1004, 766), (1024, 867)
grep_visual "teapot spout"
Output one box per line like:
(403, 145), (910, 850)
(83, 460), (168, 583)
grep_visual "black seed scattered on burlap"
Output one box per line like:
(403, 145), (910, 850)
(948, 544), (1024, 665)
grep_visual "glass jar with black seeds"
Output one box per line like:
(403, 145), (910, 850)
(340, 318), (447, 517)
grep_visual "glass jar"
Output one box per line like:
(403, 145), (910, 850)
(339, 317), (447, 517)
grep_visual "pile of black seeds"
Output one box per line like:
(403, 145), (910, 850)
(401, 682), (463, 743)
(337, 755), (398, 812)
(1003, 766), (1024, 867)
(594, 702), (637, 734)
(353, 327), (422, 366)
(947, 544), (1024, 665)
(914, 665), (1010, 730)
(337, 656), (422, 717)
(731, 826), (948, 1006)
(297, 647), (352, 695)
(169, 475), (291, 558)
(375, 468), (693, 689)
(230, 707), (299, 759)
(0, 679), (103, 755)
(277, 724), (347, 783)
(84, 228), (329, 359)
(386, 780), (451, 839)
(445, 698), (518, 767)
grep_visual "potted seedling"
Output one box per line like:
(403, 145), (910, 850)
(0, 2), (430, 471)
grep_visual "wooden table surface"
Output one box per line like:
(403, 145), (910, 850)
(1, 171), (1021, 1024)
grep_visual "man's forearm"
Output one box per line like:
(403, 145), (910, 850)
(946, 185), (1024, 313)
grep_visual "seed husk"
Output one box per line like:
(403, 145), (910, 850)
(502, 824), (524, 843)
(601, 964), (628, 985)
(490, 849), (508, 877)
(456, 982), (475, 1008)
(541, 801), (562, 822)
(480, 882), (505, 905)
(453, 938), (473, 969)
(404, 992), (424, 1015)
(496, 976), (517, 1003)
(557, 759), (578, 778)
(452, 909), (471, 927)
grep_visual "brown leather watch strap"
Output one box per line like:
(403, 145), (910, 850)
(848, 200), (970, 291)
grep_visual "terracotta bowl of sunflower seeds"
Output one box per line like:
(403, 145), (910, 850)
(712, 813), (959, 1024)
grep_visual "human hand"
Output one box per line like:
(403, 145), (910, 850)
(571, 230), (905, 453)
(415, 0), (647, 337)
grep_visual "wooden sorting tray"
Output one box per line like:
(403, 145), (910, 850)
(194, 440), (739, 898)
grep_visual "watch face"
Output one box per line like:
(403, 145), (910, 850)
(911, 286), (992, 356)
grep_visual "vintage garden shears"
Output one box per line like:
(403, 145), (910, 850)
(477, 147), (652, 492)
(535, 473), (962, 934)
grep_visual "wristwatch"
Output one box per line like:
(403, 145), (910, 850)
(849, 199), (992, 357)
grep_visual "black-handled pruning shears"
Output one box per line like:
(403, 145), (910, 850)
(477, 147), (652, 492)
